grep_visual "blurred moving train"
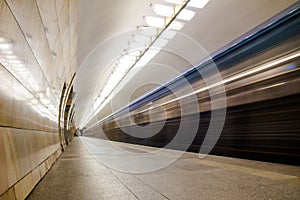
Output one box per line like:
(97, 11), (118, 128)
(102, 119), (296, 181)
(84, 4), (300, 165)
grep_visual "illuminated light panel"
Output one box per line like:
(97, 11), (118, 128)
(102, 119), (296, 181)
(137, 26), (158, 37)
(1, 50), (13, 55)
(0, 37), (6, 43)
(5, 54), (18, 60)
(0, 37), (13, 50)
(164, 0), (186, 5)
(40, 97), (50, 105)
(132, 34), (152, 44)
(11, 59), (24, 65)
(169, 20), (185, 30)
(188, 0), (210, 8)
(0, 43), (11, 50)
(125, 49), (141, 57)
(152, 38), (169, 48)
(128, 41), (147, 50)
(0, 37), (13, 43)
(48, 105), (57, 113)
(118, 55), (135, 66)
(144, 16), (166, 28)
(134, 49), (160, 68)
(177, 9), (196, 21)
(151, 4), (174, 17)
(12, 63), (25, 68)
(161, 29), (177, 39)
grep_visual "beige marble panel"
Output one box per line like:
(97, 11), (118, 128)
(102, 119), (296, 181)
(13, 99), (28, 130)
(62, 27), (71, 67)
(0, 187), (16, 200)
(36, 0), (57, 19)
(54, 148), (62, 158)
(28, 107), (37, 131)
(71, 55), (77, 73)
(58, 1), (69, 35)
(2, 128), (18, 188)
(57, 49), (67, 79)
(55, 0), (66, 17)
(13, 171), (34, 200)
(3, 128), (60, 189)
(29, 109), (39, 131)
(0, 66), (13, 127)
(38, 160), (47, 178)
(69, 0), (78, 21)
(0, 128), (8, 196)
(31, 167), (41, 186)
(27, 131), (40, 169)
(10, 129), (32, 180)
(6, 0), (51, 71)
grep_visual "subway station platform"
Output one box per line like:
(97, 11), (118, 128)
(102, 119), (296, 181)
(27, 137), (300, 200)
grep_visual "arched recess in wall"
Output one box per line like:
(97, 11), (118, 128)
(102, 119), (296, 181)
(58, 73), (76, 150)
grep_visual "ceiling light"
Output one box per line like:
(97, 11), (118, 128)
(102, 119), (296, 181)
(13, 63), (25, 68)
(0, 43), (12, 50)
(137, 26), (158, 37)
(132, 34), (152, 44)
(177, 9), (196, 21)
(125, 49), (141, 57)
(119, 55), (135, 65)
(30, 99), (39, 105)
(151, 4), (174, 17)
(134, 49), (160, 68)
(164, 0), (186, 5)
(12, 59), (24, 65)
(0, 37), (13, 43)
(161, 29), (177, 39)
(153, 38), (169, 48)
(0, 37), (13, 50)
(168, 20), (185, 30)
(5, 54), (16, 59)
(40, 97), (50, 105)
(128, 41), (147, 50)
(1, 50), (13, 55)
(144, 16), (166, 28)
(188, 0), (210, 8)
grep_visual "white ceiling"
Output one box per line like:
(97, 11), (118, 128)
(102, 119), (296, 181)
(74, 0), (297, 128)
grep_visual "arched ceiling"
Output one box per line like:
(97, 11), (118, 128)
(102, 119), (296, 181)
(74, 0), (297, 128)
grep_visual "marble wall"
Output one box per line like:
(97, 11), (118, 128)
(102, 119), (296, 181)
(0, 0), (77, 198)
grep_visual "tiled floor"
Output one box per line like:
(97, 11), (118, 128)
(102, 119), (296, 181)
(27, 137), (300, 200)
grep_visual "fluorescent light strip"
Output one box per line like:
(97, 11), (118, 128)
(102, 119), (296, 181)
(0, 43), (11, 50)
(134, 49), (160, 68)
(160, 29), (177, 39)
(177, 9), (196, 21)
(164, 0), (186, 5)
(188, 0), (210, 8)
(137, 26), (158, 37)
(144, 16), (166, 28)
(1, 50), (13, 55)
(152, 38), (169, 48)
(168, 20), (185, 30)
(151, 4), (174, 17)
